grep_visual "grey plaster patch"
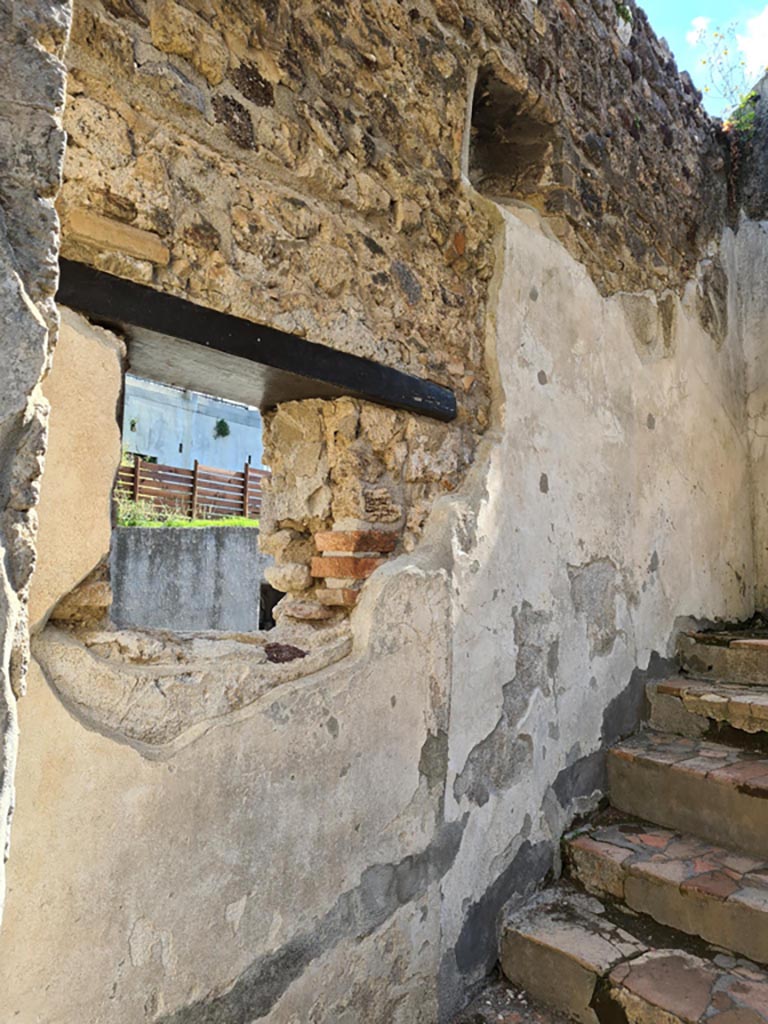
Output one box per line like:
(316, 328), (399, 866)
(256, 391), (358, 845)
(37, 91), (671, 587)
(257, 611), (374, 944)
(453, 726), (532, 807)
(619, 293), (676, 362)
(547, 639), (559, 679)
(602, 650), (673, 741)
(658, 292), (677, 350)
(696, 255), (729, 346)
(552, 749), (604, 809)
(155, 819), (466, 1023)
(453, 603), (554, 807)
(419, 729), (448, 792)
(551, 649), (674, 811)
(646, 412), (655, 430)
(567, 559), (618, 657)
(539, 473), (549, 494)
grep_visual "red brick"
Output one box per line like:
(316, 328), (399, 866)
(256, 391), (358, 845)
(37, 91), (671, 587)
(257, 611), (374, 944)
(311, 556), (386, 580)
(680, 870), (740, 901)
(314, 530), (398, 553)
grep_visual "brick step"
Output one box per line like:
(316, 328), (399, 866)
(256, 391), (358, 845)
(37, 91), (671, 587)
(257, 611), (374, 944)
(608, 732), (768, 859)
(500, 885), (768, 1023)
(566, 818), (768, 965)
(679, 632), (768, 685)
(649, 676), (768, 745)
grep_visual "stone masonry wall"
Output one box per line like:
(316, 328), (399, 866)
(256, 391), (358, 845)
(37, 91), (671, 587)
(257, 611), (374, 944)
(59, 0), (732, 618)
(1, 0), (765, 1020)
(61, 0), (728, 320)
(0, 0), (69, 923)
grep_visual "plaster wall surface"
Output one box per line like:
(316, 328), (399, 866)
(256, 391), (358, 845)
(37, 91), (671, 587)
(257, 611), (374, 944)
(723, 220), (768, 607)
(437, 206), (755, 1007)
(29, 306), (124, 632)
(0, 207), (757, 1023)
(1, 562), (453, 1024)
(724, 79), (768, 607)
(110, 526), (270, 632)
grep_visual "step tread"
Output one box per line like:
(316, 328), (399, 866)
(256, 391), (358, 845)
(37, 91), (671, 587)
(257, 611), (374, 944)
(568, 819), (768, 912)
(688, 631), (768, 648)
(678, 633), (768, 685)
(506, 888), (646, 973)
(501, 886), (768, 1022)
(658, 677), (768, 729)
(610, 731), (768, 791)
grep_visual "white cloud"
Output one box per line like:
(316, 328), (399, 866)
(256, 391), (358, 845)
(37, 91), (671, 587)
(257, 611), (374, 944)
(686, 16), (711, 47)
(737, 5), (768, 83)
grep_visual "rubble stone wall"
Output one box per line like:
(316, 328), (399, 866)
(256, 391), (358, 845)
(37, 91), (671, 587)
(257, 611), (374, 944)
(58, 0), (731, 602)
(0, 0), (70, 924)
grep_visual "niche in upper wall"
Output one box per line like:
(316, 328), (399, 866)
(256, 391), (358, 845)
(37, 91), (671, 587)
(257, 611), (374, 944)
(468, 63), (557, 202)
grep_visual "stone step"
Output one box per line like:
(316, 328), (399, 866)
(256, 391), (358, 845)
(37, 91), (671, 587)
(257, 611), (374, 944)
(607, 732), (768, 859)
(566, 818), (768, 965)
(499, 884), (768, 1023)
(679, 632), (768, 685)
(648, 676), (768, 744)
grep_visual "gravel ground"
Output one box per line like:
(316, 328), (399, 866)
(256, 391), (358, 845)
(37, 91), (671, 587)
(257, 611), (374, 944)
(450, 975), (570, 1024)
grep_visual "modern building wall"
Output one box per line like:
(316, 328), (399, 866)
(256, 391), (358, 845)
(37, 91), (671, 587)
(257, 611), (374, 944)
(123, 375), (263, 472)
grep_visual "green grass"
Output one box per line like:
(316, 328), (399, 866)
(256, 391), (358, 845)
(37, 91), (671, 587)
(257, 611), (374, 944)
(144, 515), (259, 529)
(115, 495), (258, 529)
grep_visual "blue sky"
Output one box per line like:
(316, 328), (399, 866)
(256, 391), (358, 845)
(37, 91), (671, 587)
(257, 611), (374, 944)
(639, 0), (768, 114)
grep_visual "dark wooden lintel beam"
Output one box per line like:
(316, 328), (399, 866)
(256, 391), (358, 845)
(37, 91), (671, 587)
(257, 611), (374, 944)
(57, 259), (457, 422)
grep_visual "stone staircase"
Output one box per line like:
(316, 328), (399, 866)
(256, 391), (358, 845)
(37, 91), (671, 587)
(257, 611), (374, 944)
(499, 629), (768, 1023)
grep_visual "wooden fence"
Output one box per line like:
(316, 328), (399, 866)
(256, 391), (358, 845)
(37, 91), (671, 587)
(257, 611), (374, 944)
(115, 457), (269, 521)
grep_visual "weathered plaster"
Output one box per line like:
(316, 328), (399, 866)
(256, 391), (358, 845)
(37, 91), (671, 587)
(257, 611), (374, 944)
(437, 205), (754, 1010)
(0, 561), (453, 1022)
(1, 200), (759, 1021)
(34, 621), (353, 757)
(29, 306), (124, 632)
(722, 217), (768, 608)
(2, 4), (767, 1021)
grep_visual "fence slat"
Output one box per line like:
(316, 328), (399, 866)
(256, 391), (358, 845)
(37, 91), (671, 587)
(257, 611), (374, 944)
(144, 460), (197, 476)
(116, 455), (268, 521)
(191, 459), (199, 520)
